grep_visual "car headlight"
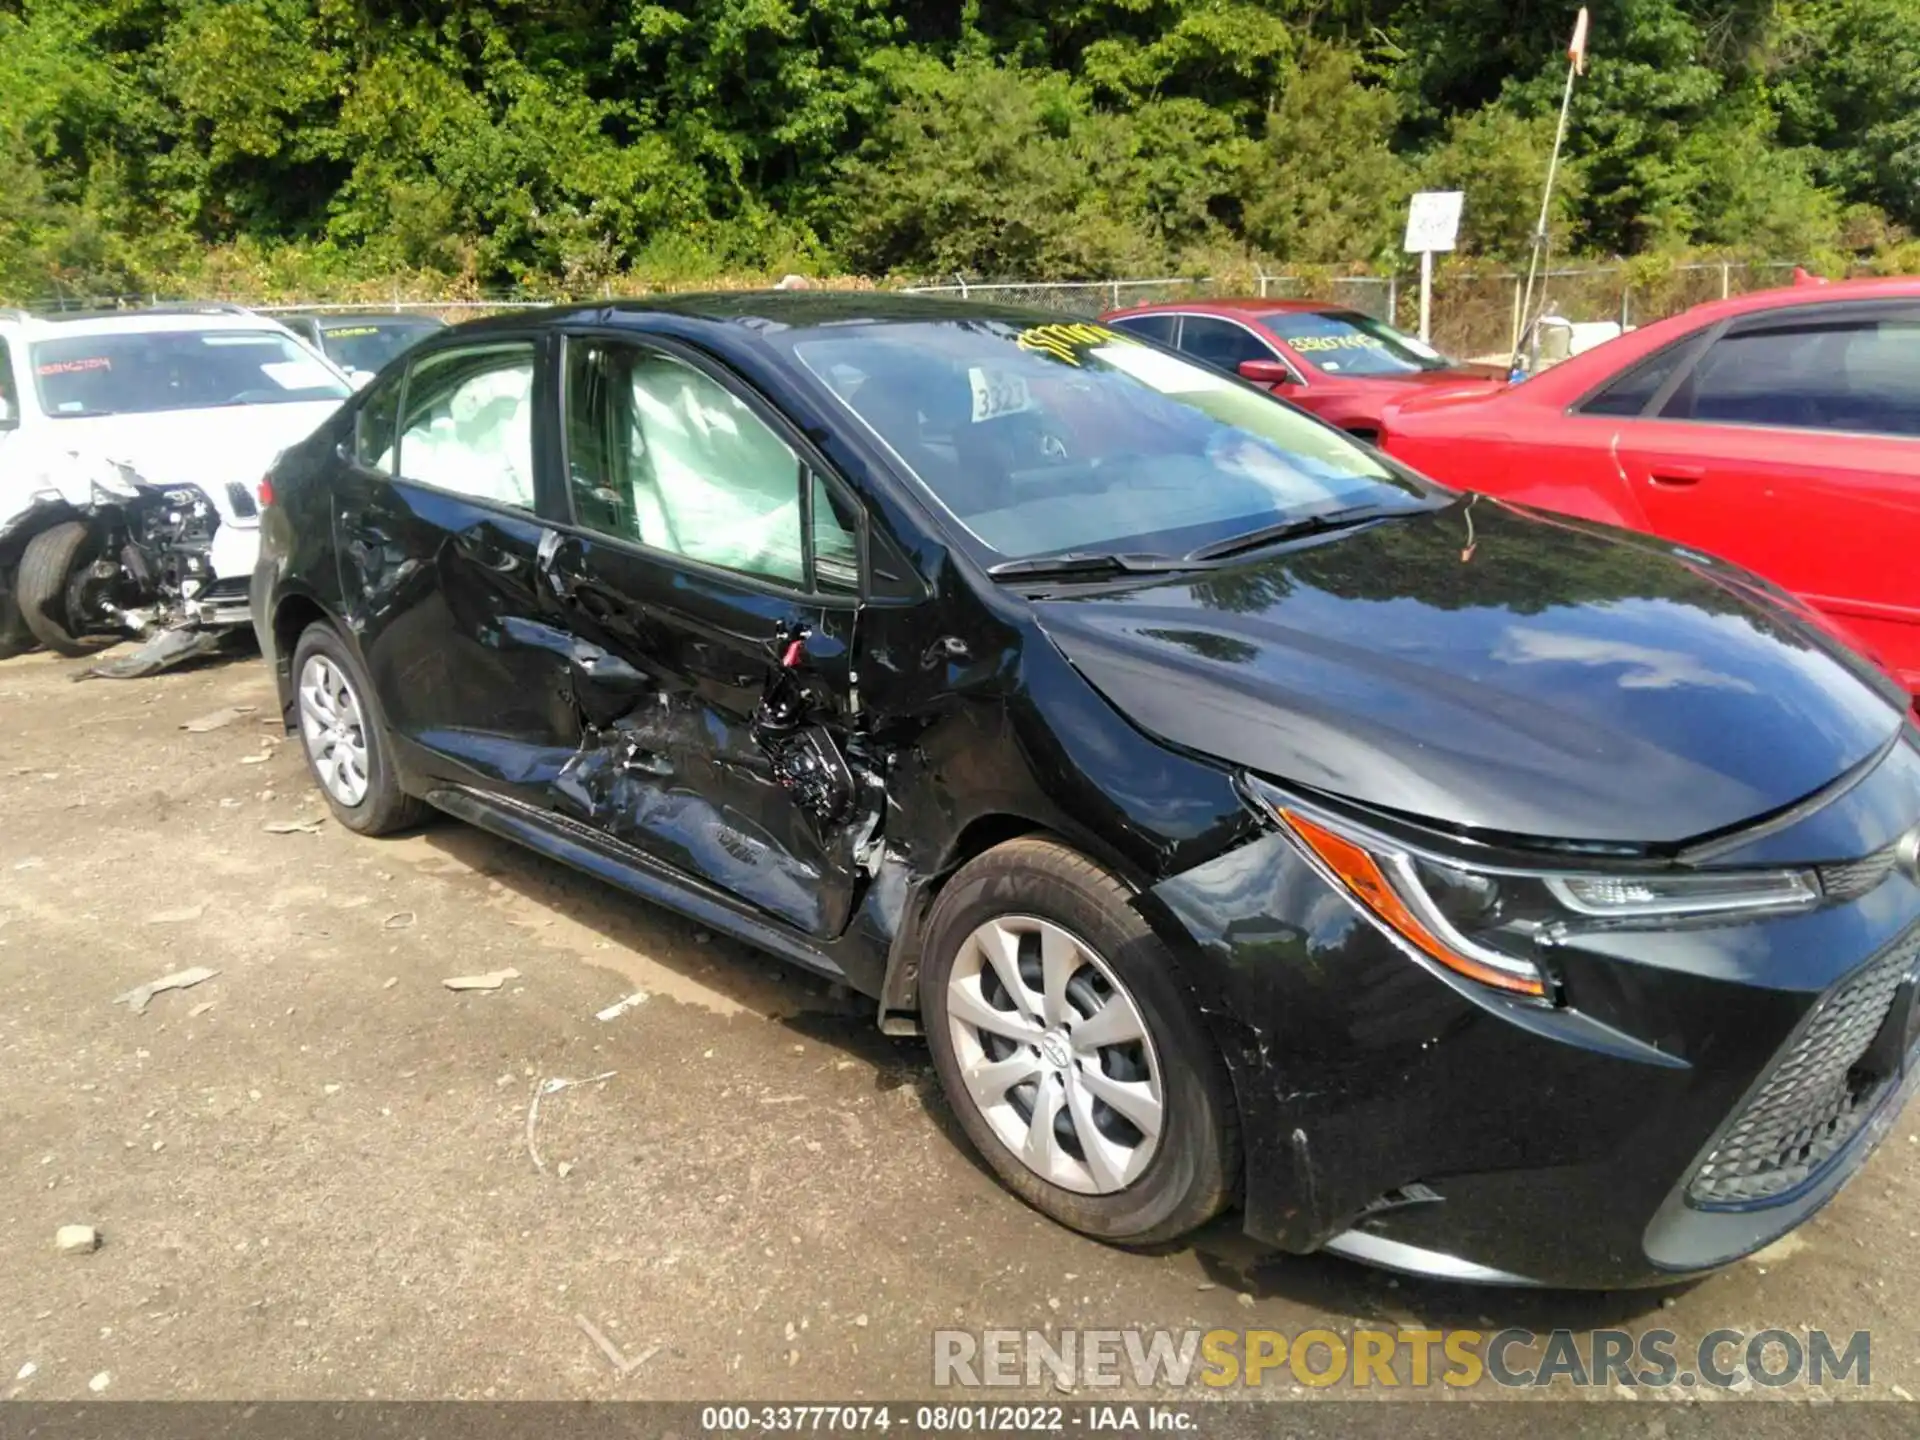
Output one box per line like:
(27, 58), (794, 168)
(1543, 871), (1817, 917)
(1245, 777), (1822, 1003)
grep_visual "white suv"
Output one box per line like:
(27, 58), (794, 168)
(0, 304), (352, 659)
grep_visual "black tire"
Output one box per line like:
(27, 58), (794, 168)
(16, 521), (113, 656)
(920, 836), (1239, 1246)
(0, 579), (37, 660)
(289, 621), (428, 835)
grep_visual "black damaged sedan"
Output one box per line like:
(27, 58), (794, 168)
(252, 294), (1920, 1287)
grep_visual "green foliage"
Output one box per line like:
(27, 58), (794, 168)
(833, 54), (1165, 279)
(1241, 45), (1409, 266)
(0, 0), (1910, 300)
(1417, 108), (1583, 260)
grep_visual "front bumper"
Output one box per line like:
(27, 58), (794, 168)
(1145, 742), (1920, 1289)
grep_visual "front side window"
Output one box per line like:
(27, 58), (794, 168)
(563, 340), (813, 587)
(786, 319), (1432, 563)
(1666, 317), (1920, 436)
(1177, 316), (1277, 374)
(396, 343), (536, 509)
(30, 330), (351, 417)
(1262, 309), (1452, 375)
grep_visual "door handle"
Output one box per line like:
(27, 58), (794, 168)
(1648, 465), (1705, 487)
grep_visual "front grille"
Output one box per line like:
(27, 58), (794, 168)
(1818, 847), (1900, 902)
(1688, 925), (1920, 1206)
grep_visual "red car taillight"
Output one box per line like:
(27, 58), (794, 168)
(257, 476), (276, 508)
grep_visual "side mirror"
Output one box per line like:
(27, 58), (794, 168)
(1237, 359), (1295, 386)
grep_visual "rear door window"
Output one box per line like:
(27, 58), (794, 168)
(1109, 313), (1177, 345)
(1663, 316), (1920, 435)
(355, 372), (403, 473)
(1176, 316), (1278, 374)
(395, 343), (537, 510)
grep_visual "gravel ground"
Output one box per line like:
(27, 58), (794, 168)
(2, 644), (1917, 1406)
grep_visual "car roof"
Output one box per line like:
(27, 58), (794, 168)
(439, 290), (1056, 341)
(302, 312), (450, 329)
(0, 304), (295, 339)
(1102, 297), (1346, 320)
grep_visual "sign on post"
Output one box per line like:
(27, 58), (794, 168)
(1404, 191), (1463, 345)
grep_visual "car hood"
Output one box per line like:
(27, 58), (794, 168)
(31, 403), (341, 497)
(1379, 382), (1516, 427)
(1033, 499), (1904, 846)
(1368, 366), (1505, 388)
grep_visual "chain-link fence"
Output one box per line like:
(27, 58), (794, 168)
(20, 259), (1859, 361)
(901, 261), (1841, 360)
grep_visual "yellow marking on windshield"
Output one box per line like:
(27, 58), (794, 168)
(1016, 322), (1138, 367)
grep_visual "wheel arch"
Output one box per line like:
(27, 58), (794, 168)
(269, 589), (342, 728)
(875, 811), (1172, 1035)
(0, 500), (81, 581)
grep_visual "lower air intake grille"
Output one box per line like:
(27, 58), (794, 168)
(1818, 847), (1900, 902)
(1688, 925), (1920, 1207)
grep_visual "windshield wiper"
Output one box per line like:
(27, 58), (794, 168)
(987, 551), (1197, 582)
(1183, 504), (1400, 563)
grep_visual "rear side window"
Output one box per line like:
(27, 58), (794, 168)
(396, 343), (537, 510)
(1110, 313), (1177, 345)
(1666, 318), (1920, 436)
(1177, 316), (1277, 374)
(355, 373), (402, 472)
(1579, 340), (1694, 417)
(0, 337), (16, 425)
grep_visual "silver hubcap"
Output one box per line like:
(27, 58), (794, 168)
(298, 654), (371, 807)
(946, 916), (1164, 1195)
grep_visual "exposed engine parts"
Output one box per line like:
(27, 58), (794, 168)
(1, 472), (253, 678)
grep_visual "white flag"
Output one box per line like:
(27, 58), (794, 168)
(1568, 7), (1590, 73)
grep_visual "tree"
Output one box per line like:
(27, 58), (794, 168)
(1416, 107), (1583, 260)
(834, 54), (1166, 278)
(1240, 44), (1410, 265)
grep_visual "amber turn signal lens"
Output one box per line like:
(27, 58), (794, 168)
(1282, 810), (1547, 998)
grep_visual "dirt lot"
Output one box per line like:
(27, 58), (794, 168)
(2, 643), (1917, 1405)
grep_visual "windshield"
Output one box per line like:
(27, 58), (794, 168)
(1264, 309), (1454, 376)
(785, 319), (1436, 562)
(31, 330), (350, 418)
(318, 320), (444, 374)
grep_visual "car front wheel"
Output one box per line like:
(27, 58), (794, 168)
(921, 837), (1239, 1245)
(16, 521), (116, 656)
(291, 622), (426, 835)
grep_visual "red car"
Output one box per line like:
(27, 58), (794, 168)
(1101, 298), (1502, 441)
(1380, 277), (1920, 695)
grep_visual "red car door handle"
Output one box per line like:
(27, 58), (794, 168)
(1648, 465), (1706, 487)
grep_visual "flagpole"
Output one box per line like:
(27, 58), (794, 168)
(1512, 8), (1587, 369)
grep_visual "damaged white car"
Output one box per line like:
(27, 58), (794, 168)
(0, 304), (353, 670)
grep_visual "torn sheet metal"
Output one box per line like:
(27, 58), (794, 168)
(551, 647), (887, 941)
(78, 625), (225, 680)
